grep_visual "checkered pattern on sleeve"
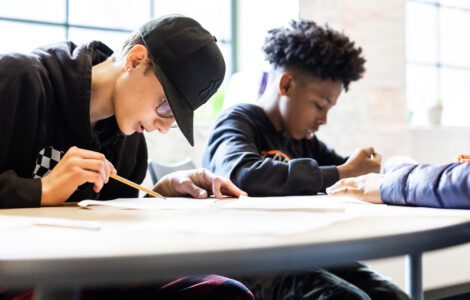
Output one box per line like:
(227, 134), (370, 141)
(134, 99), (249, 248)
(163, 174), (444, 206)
(33, 147), (64, 179)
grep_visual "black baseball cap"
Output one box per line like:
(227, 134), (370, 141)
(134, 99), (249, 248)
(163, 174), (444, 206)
(139, 15), (226, 146)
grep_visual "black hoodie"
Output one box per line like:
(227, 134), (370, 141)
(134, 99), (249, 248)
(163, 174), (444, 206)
(202, 104), (347, 196)
(0, 41), (147, 208)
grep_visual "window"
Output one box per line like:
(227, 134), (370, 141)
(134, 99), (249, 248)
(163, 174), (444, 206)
(0, 0), (233, 120)
(406, 0), (470, 126)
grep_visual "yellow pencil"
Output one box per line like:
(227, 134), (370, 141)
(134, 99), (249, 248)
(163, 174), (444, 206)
(109, 173), (165, 198)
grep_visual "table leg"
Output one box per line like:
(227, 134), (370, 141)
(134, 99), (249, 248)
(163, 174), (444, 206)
(33, 286), (80, 300)
(406, 253), (423, 300)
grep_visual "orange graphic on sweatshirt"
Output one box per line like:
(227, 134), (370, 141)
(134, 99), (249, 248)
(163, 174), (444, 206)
(260, 150), (291, 162)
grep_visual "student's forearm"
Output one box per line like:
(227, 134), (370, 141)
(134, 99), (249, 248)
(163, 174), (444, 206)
(230, 158), (333, 196)
(381, 163), (470, 209)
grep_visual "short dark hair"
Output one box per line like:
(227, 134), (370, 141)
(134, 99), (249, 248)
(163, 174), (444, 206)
(120, 31), (154, 74)
(262, 19), (366, 91)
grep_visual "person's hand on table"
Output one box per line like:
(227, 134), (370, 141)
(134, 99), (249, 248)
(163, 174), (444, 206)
(41, 146), (116, 206)
(326, 173), (385, 204)
(154, 168), (247, 199)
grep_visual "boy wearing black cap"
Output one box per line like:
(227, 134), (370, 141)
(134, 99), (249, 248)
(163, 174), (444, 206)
(203, 20), (409, 300)
(0, 15), (252, 299)
(0, 14), (244, 207)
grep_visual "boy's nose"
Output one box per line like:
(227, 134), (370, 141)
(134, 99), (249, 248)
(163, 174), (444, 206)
(317, 115), (327, 126)
(155, 118), (175, 134)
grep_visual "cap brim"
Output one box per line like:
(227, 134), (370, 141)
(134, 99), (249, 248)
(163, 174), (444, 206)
(153, 63), (195, 146)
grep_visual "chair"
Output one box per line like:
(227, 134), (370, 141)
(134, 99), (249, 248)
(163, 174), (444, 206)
(147, 158), (196, 184)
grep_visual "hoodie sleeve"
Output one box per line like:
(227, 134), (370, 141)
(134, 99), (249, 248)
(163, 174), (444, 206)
(380, 162), (470, 208)
(0, 62), (44, 208)
(203, 111), (343, 196)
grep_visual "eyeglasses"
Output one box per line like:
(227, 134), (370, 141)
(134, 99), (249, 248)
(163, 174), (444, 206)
(156, 100), (174, 119)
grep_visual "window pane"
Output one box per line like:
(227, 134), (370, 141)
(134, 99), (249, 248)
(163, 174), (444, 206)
(68, 28), (130, 54)
(153, 0), (231, 40)
(440, 68), (470, 126)
(69, 0), (151, 30)
(441, 0), (470, 9)
(440, 7), (470, 67)
(0, 21), (65, 53)
(406, 63), (439, 111)
(0, 0), (65, 22)
(218, 43), (232, 80)
(406, 1), (437, 63)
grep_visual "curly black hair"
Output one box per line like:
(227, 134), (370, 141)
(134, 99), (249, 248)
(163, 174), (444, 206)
(262, 19), (366, 91)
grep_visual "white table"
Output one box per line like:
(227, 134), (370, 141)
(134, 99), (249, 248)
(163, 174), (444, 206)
(1, 198), (469, 300)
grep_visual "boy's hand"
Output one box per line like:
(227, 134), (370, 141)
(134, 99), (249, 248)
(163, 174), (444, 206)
(40, 147), (116, 206)
(337, 147), (382, 179)
(326, 173), (384, 204)
(456, 154), (470, 163)
(154, 168), (247, 199)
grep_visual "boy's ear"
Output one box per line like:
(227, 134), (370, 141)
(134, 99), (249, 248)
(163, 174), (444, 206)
(279, 72), (293, 96)
(125, 44), (149, 70)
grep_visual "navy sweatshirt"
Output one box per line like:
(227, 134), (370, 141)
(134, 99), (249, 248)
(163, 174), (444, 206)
(381, 162), (470, 209)
(203, 103), (347, 196)
(0, 41), (147, 208)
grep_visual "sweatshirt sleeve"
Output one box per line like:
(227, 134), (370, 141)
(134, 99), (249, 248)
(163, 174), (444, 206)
(380, 162), (470, 208)
(0, 64), (44, 208)
(203, 112), (342, 196)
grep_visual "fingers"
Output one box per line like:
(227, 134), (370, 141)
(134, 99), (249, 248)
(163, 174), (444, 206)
(371, 152), (382, 163)
(40, 147), (116, 206)
(218, 178), (247, 199)
(327, 178), (359, 192)
(211, 177), (224, 199)
(363, 147), (375, 157)
(200, 169), (247, 199)
(79, 169), (106, 193)
(456, 154), (470, 163)
(186, 182), (209, 199)
(155, 169), (247, 199)
(362, 147), (382, 162)
(77, 158), (109, 184)
(327, 186), (363, 197)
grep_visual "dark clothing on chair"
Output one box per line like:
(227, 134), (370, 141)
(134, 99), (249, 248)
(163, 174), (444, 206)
(1, 275), (254, 300)
(240, 263), (409, 300)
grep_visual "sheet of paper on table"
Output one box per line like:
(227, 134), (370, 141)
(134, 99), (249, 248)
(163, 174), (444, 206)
(78, 195), (366, 212)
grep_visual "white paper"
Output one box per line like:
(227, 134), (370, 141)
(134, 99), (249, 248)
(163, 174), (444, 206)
(218, 195), (367, 212)
(78, 197), (217, 210)
(78, 195), (365, 212)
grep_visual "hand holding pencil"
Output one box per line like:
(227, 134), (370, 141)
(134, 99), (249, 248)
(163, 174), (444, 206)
(337, 147), (382, 179)
(41, 146), (117, 206)
(41, 147), (243, 206)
